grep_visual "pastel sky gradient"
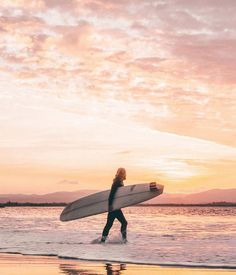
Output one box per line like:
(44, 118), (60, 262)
(0, 0), (236, 194)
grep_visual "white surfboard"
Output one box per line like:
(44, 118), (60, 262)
(60, 182), (164, 221)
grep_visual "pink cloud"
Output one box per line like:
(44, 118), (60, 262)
(0, 0), (235, 148)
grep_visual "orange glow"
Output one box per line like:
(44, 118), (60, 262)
(0, 254), (234, 275)
(0, 1), (235, 195)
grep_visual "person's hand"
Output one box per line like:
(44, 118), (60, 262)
(150, 182), (157, 191)
(108, 205), (114, 212)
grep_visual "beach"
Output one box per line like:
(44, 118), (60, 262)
(1, 253), (236, 275)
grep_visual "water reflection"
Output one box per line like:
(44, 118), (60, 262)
(106, 263), (126, 275)
(60, 263), (126, 275)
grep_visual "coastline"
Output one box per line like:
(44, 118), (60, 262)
(0, 253), (235, 275)
(1, 202), (236, 207)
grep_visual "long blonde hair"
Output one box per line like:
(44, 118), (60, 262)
(115, 167), (126, 179)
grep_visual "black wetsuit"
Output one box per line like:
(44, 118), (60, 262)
(102, 177), (128, 239)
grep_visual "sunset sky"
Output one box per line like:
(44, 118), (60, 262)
(0, 0), (236, 194)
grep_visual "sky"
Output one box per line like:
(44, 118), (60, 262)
(0, 0), (236, 194)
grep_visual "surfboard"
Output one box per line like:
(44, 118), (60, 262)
(60, 182), (164, 221)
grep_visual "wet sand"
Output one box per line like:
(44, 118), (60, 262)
(0, 253), (235, 275)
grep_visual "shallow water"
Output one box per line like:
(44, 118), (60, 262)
(0, 206), (235, 268)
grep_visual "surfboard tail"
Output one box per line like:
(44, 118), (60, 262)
(150, 182), (164, 195)
(150, 182), (157, 191)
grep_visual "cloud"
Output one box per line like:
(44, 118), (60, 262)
(115, 150), (132, 155)
(57, 179), (79, 185)
(0, 0), (235, 196)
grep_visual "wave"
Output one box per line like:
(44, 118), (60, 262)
(1, 251), (236, 269)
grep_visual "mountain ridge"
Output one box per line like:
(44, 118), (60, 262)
(1, 188), (236, 204)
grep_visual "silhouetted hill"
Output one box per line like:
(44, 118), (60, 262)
(1, 188), (236, 204)
(0, 190), (97, 203)
(148, 188), (236, 204)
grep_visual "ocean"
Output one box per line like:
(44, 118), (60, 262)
(0, 206), (235, 268)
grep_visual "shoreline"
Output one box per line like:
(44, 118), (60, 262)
(0, 252), (236, 271)
(1, 203), (236, 207)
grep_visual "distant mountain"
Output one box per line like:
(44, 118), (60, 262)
(148, 188), (236, 204)
(0, 190), (97, 203)
(0, 188), (236, 204)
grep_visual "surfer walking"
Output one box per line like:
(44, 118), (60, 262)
(101, 168), (128, 243)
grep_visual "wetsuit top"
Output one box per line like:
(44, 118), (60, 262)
(108, 177), (124, 207)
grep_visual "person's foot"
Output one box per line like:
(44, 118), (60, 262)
(122, 238), (127, 244)
(100, 236), (107, 243)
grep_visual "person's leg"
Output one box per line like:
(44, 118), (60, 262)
(101, 211), (116, 242)
(116, 210), (128, 241)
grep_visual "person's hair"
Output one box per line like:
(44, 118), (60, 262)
(115, 168), (126, 179)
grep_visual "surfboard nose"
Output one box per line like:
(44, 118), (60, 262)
(60, 212), (66, 221)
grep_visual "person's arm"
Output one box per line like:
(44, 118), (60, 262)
(108, 180), (120, 211)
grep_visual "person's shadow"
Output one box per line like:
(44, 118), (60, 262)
(59, 262), (126, 275)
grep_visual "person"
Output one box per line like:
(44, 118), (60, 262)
(100, 168), (128, 243)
